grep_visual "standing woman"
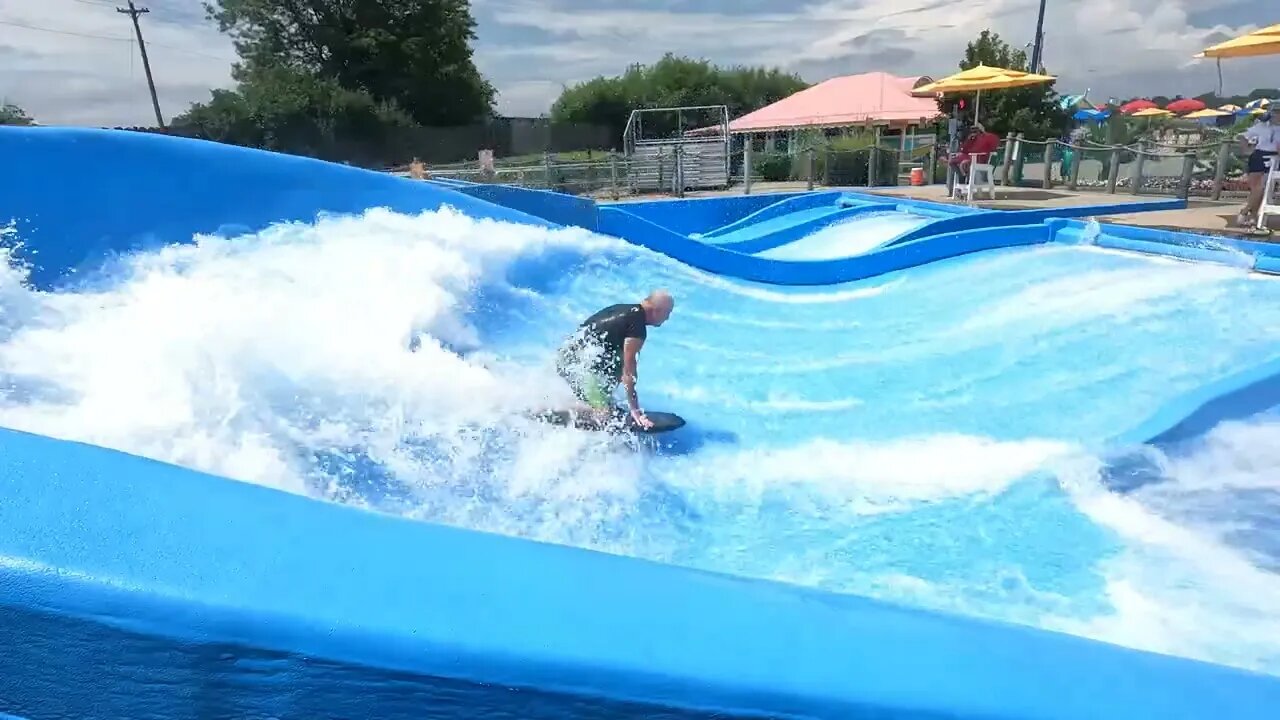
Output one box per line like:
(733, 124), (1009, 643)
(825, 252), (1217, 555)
(1238, 106), (1279, 228)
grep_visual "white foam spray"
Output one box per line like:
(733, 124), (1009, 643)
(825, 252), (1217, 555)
(0, 206), (1277, 678)
(755, 212), (932, 261)
(0, 207), (637, 507)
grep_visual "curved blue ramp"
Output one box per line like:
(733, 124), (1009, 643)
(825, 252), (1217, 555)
(600, 190), (1185, 266)
(1, 127), (1280, 720)
(2, 423), (1278, 720)
(596, 204), (1054, 285)
(0, 127), (568, 289)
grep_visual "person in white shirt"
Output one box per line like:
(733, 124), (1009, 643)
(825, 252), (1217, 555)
(1238, 106), (1279, 226)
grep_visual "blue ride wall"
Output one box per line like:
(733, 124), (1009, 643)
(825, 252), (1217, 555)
(2, 127), (1280, 720)
(441, 178), (601, 231)
(0, 127), (560, 290)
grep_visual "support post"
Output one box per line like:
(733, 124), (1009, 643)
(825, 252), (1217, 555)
(1043, 141), (1056, 190)
(1001, 134), (1015, 187)
(1178, 152), (1196, 200)
(1106, 147), (1121, 193)
(609, 153), (620, 200)
(1212, 140), (1230, 201)
(1131, 142), (1146, 196)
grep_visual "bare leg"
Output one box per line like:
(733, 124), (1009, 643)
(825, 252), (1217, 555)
(1243, 172), (1264, 222)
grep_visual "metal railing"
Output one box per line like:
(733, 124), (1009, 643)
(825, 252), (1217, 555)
(401, 132), (1257, 203)
(959, 133), (1251, 200)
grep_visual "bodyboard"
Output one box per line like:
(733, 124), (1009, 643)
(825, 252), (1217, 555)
(532, 408), (685, 434)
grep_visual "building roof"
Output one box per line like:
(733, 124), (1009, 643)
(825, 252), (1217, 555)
(728, 72), (943, 133)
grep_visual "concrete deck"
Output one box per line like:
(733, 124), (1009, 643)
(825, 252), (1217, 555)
(860, 184), (1277, 240)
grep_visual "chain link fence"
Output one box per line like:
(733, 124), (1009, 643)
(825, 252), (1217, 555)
(131, 115), (1256, 203)
(961, 132), (1252, 201)
(415, 136), (943, 200)
(464, 133), (1252, 203)
(116, 118), (619, 170)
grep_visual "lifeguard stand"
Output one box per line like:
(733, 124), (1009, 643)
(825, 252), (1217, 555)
(1257, 155), (1280, 231)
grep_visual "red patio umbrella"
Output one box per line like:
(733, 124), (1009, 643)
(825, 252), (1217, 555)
(1165, 98), (1207, 113)
(1119, 99), (1158, 114)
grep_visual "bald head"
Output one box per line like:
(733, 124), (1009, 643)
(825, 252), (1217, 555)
(641, 289), (674, 326)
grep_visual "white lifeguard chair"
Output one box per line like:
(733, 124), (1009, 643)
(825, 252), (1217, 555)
(1257, 154), (1280, 232)
(953, 161), (996, 203)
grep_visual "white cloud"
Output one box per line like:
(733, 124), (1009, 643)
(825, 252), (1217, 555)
(0, 0), (234, 125)
(1, 0), (1275, 125)
(481, 0), (1278, 116)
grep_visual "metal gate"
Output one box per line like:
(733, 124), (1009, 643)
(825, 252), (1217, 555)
(622, 105), (730, 192)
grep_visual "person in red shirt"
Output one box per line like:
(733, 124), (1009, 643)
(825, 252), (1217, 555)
(949, 122), (1000, 180)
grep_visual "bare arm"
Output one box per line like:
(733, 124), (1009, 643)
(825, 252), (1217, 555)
(621, 336), (645, 414)
(1240, 126), (1259, 154)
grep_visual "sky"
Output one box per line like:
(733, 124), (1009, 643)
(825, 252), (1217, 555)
(0, 0), (1275, 127)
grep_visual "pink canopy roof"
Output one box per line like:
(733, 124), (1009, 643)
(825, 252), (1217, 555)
(728, 72), (943, 132)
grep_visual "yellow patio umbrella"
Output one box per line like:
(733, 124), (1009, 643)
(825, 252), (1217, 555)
(1183, 108), (1230, 119)
(1129, 107), (1173, 118)
(1196, 24), (1280, 58)
(914, 63), (1057, 121)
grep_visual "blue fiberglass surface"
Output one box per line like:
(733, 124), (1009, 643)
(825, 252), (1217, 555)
(3, 128), (1280, 717)
(476, 237), (1280, 675)
(703, 205), (850, 246)
(609, 192), (816, 237)
(753, 211), (934, 260)
(0, 127), (561, 290)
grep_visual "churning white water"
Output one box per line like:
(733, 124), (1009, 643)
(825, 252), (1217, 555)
(0, 206), (1278, 677)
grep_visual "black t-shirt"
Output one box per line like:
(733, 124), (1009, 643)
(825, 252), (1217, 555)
(560, 303), (647, 379)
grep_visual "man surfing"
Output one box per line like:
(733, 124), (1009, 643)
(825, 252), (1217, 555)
(554, 289), (674, 430)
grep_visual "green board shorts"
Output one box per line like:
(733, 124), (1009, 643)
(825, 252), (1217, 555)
(557, 363), (615, 410)
(556, 346), (617, 410)
(576, 374), (614, 410)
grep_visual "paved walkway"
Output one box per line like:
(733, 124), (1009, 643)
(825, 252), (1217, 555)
(862, 184), (1277, 240)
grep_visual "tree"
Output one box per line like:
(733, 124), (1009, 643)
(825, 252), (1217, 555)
(171, 64), (418, 165)
(551, 54), (809, 142)
(0, 102), (35, 126)
(203, 0), (494, 126)
(1188, 89), (1279, 109)
(937, 30), (1070, 140)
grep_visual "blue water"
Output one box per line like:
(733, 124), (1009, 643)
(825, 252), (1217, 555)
(753, 211), (933, 259)
(2, 207), (1280, 675)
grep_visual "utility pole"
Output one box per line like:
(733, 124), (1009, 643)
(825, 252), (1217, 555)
(1029, 0), (1048, 74)
(117, 0), (165, 127)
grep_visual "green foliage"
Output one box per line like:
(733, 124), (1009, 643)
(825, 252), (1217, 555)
(171, 65), (417, 163)
(755, 152), (792, 182)
(805, 133), (899, 186)
(173, 0), (497, 164)
(0, 102), (34, 126)
(1084, 113), (1139, 150)
(551, 53), (809, 142)
(1185, 89), (1278, 108)
(750, 130), (900, 186)
(202, 0), (493, 126)
(936, 29), (1071, 141)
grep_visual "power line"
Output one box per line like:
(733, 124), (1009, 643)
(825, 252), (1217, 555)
(117, 1), (164, 127)
(0, 17), (128, 42)
(0, 18), (236, 61)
